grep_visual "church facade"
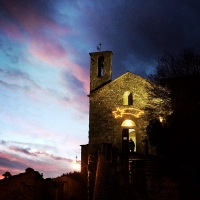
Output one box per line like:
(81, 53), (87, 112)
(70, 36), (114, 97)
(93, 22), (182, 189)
(84, 50), (152, 199)
(81, 50), (152, 199)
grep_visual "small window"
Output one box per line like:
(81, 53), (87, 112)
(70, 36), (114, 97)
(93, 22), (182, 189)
(123, 91), (133, 105)
(98, 56), (104, 77)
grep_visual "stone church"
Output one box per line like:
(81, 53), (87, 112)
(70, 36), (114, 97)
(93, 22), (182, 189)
(80, 50), (155, 199)
(88, 50), (149, 154)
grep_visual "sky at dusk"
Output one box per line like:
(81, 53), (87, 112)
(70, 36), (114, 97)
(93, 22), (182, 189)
(1, 0), (200, 179)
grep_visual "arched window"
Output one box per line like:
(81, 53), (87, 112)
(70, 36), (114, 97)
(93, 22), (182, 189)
(98, 56), (104, 77)
(123, 91), (133, 105)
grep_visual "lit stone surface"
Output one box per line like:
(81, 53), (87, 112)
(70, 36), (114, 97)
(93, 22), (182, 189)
(89, 71), (150, 154)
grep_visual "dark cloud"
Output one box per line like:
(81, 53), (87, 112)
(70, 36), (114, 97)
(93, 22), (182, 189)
(0, 0), (52, 18)
(82, 0), (200, 78)
(0, 156), (28, 169)
(0, 68), (39, 92)
(9, 146), (37, 156)
(1, 140), (6, 145)
(35, 151), (73, 162)
(0, 68), (29, 79)
(0, 41), (21, 64)
(0, 0), (77, 29)
(0, 140), (56, 150)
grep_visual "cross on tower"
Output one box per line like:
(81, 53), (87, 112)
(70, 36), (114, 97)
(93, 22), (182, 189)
(97, 42), (102, 52)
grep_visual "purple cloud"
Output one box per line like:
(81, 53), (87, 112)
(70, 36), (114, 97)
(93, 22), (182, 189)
(9, 146), (37, 157)
(0, 156), (28, 170)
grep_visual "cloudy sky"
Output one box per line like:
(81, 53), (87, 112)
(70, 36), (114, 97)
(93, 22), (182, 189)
(1, 0), (200, 179)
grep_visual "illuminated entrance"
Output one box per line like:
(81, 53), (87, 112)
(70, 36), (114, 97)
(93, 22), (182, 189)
(121, 120), (136, 153)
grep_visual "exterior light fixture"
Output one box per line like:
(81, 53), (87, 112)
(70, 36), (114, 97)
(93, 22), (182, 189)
(112, 107), (144, 118)
(121, 120), (136, 128)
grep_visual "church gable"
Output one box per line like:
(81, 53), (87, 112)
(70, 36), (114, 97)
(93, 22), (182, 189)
(89, 71), (149, 110)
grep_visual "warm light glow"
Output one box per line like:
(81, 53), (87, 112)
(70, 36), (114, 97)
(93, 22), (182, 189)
(121, 120), (136, 128)
(112, 107), (124, 118)
(73, 161), (81, 172)
(159, 116), (164, 122)
(112, 107), (144, 118)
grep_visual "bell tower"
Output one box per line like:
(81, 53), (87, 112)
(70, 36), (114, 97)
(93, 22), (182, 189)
(89, 51), (113, 92)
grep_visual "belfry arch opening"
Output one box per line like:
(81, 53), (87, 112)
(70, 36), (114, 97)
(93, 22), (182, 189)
(97, 56), (104, 77)
(121, 120), (136, 153)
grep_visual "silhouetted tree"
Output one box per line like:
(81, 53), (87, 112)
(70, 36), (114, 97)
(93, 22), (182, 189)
(2, 171), (12, 179)
(145, 48), (200, 120)
(146, 48), (200, 171)
(66, 171), (83, 181)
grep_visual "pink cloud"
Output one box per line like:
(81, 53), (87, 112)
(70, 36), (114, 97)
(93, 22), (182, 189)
(34, 151), (72, 162)
(1, 0), (90, 115)
(1, 0), (71, 45)
(0, 167), (22, 180)
(29, 39), (90, 92)
(3, 0), (90, 94)
(2, 0), (71, 38)
(0, 150), (75, 178)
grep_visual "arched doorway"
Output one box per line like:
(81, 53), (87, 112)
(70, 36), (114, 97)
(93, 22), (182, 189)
(121, 120), (136, 153)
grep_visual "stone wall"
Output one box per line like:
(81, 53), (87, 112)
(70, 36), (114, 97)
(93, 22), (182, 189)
(80, 144), (88, 182)
(89, 71), (150, 154)
(93, 143), (120, 200)
(89, 51), (112, 92)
